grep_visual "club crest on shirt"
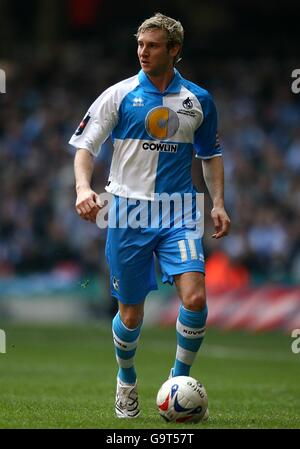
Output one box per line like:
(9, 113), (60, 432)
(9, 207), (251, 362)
(75, 113), (91, 136)
(182, 97), (193, 109)
(177, 97), (197, 118)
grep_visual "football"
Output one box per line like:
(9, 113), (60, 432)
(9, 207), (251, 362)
(156, 376), (208, 423)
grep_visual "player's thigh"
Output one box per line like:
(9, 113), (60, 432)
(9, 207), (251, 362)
(106, 226), (157, 304)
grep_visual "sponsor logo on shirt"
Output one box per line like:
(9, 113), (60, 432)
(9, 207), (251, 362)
(142, 142), (178, 153)
(145, 106), (179, 140)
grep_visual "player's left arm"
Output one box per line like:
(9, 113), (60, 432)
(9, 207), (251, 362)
(202, 156), (231, 239)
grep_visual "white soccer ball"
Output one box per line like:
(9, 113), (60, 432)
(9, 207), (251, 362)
(156, 376), (208, 423)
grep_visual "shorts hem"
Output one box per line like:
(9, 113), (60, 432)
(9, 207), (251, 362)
(162, 267), (205, 285)
(112, 284), (158, 305)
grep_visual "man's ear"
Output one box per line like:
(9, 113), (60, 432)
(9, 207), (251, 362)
(170, 44), (181, 62)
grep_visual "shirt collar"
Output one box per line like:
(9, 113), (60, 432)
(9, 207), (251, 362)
(138, 68), (182, 94)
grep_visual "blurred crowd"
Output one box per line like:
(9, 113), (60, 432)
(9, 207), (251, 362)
(210, 59), (300, 285)
(0, 45), (299, 286)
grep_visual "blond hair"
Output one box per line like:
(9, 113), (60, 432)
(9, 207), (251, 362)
(135, 13), (184, 63)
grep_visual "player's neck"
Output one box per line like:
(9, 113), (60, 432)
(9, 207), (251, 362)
(147, 67), (175, 93)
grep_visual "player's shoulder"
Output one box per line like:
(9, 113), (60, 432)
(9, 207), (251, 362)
(90, 74), (139, 110)
(101, 75), (140, 99)
(180, 76), (213, 103)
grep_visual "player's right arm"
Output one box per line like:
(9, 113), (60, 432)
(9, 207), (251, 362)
(70, 86), (120, 223)
(74, 148), (102, 223)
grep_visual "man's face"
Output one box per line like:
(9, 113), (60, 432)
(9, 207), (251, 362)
(137, 29), (179, 76)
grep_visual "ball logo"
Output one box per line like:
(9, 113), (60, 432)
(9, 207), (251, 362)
(145, 107), (179, 140)
(171, 384), (179, 399)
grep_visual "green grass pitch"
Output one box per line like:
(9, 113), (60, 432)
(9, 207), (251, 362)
(0, 323), (299, 429)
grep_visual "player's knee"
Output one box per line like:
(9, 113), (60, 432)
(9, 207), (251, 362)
(183, 291), (206, 312)
(121, 312), (143, 330)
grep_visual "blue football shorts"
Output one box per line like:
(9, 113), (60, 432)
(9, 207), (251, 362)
(105, 195), (205, 304)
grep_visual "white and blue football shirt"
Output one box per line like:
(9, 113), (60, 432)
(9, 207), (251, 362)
(69, 69), (222, 200)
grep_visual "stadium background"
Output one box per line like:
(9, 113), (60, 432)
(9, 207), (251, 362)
(0, 0), (300, 429)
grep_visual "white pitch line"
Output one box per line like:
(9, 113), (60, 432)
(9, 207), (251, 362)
(147, 341), (300, 363)
(202, 344), (300, 363)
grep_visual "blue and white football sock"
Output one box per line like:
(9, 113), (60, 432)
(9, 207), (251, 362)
(112, 311), (141, 385)
(173, 304), (208, 377)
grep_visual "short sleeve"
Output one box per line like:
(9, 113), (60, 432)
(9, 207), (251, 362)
(68, 88), (118, 157)
(194, 94), (222, 159)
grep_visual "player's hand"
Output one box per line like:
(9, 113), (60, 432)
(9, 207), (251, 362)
(211, 206), (231, 239)
(75, 189), (103, 223)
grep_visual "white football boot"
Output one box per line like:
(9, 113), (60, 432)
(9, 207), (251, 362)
(115, 377), (140, 418)
(168, 368), (174, 379)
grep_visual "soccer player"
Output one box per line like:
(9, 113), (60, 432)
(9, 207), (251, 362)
(69, 13), (230, 418)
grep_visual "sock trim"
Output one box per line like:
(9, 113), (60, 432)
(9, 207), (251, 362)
(112, 329), (140, 351)
(116, 354), (135, 369)
(176, 345), (197, 365)
(176, 319), (206, 338)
